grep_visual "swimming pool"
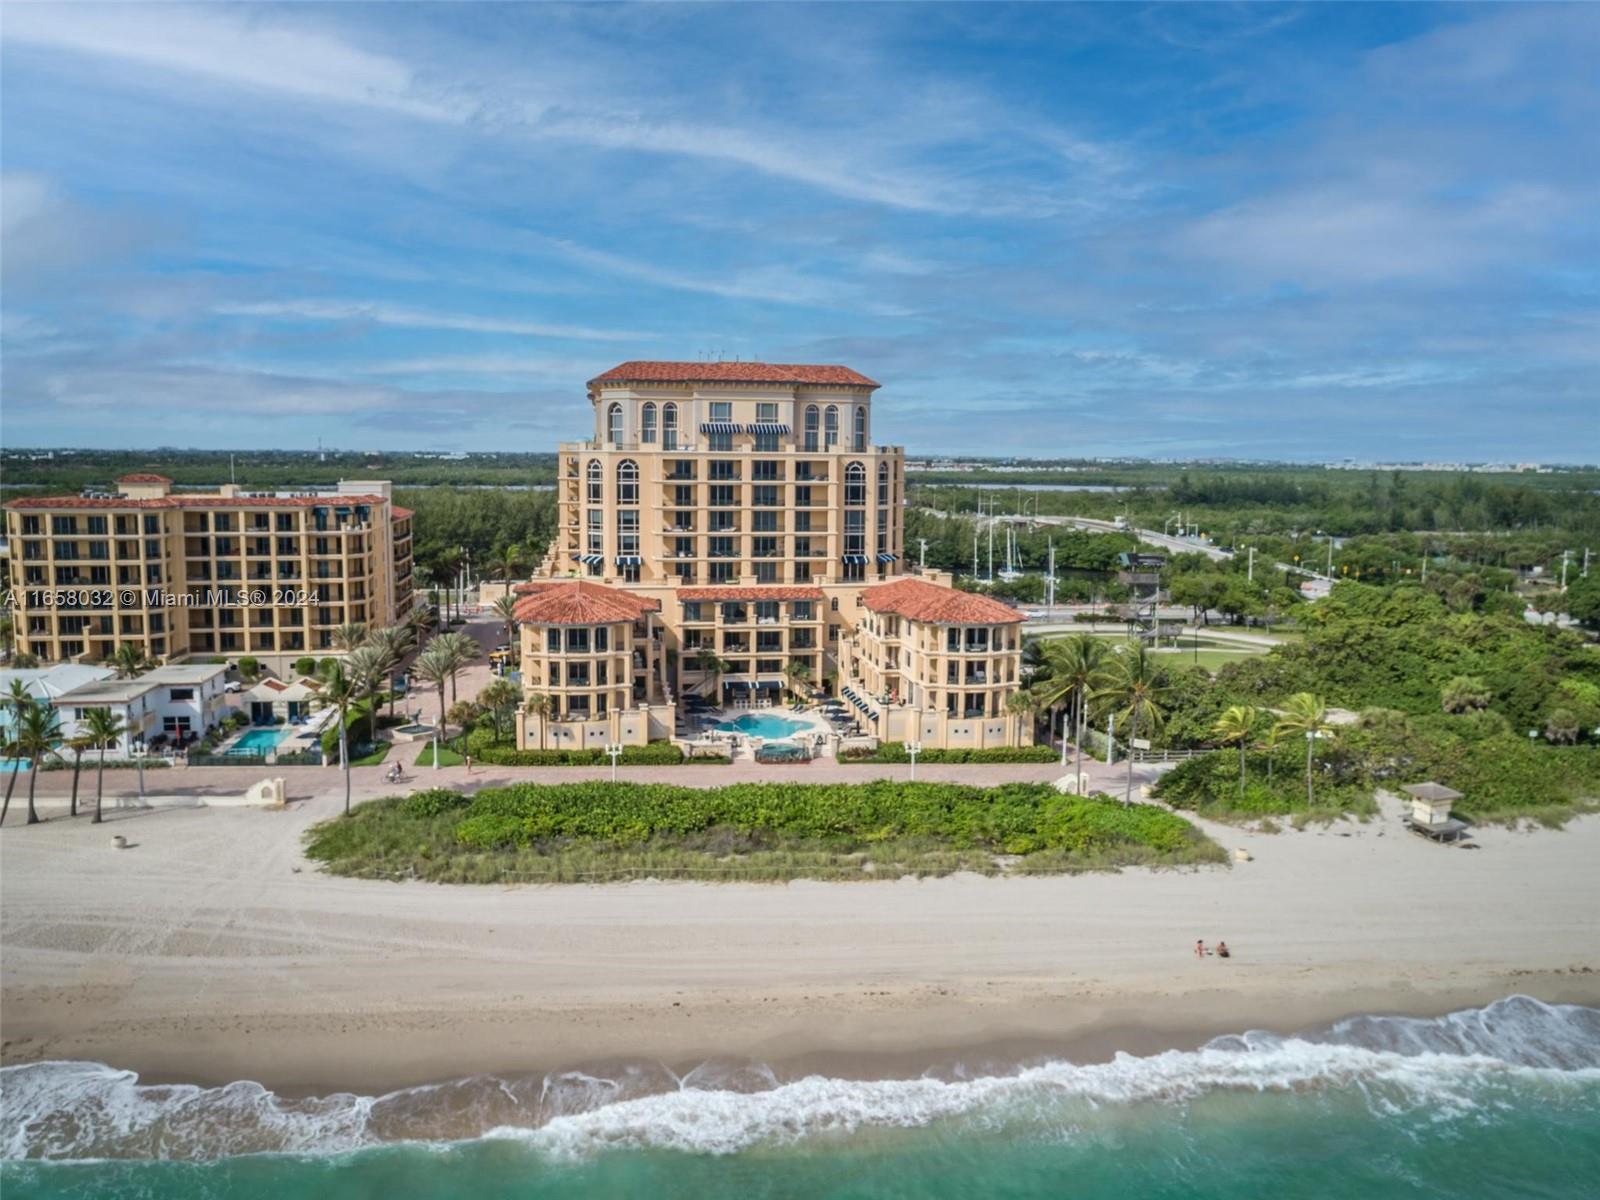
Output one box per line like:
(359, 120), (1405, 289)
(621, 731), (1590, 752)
(708, 712), (814, 741)
(229, 727), (291, 755)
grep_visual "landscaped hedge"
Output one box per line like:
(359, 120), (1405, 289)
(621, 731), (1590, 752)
(841, 742), (1059, 764)
(463, 728), (713, 767)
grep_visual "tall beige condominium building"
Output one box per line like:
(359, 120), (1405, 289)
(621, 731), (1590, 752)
(4, 475), (413, 668)
(520, 361), (1031, 750)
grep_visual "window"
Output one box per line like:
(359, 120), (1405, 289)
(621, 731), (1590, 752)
(663, 402), (678, 450)
(794, 486), (812, 509)
(751, 460), (781, 481)
(168, 688), (195, 702)
(753, 429), (780, 452)
(752, 511), (779, 532)
(845, 462), (867, 506)
(793, 601), (814, 621)
(803, 405), (820, 451)
(757, 401), (779, 422)
(594, 627), (609, 652)
(616, 460), (639, 505)
(566, 662), (590, 687)
(548, 629), (561, 653)
(641, 402), (657, 444)
(710, 460), (740, 481)
(878, 461), (891, 504)
(709, 536), (736, 559)
(683, 602), (703, 622)
(709, 561), (736, 583)
(586, 459), (603, 504)
(752, 485), (780, 507)
(710, 401), (732, 421)
(709, 485), (737, 507)
(707, 429), (734, 452)
(824, 405), (839, 448)
(607, 403), (624, 445)
(853, 406), (867, 451)
(566, 628), (591, 653)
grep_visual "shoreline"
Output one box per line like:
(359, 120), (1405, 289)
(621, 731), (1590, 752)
(7, 969), (1597, 1097)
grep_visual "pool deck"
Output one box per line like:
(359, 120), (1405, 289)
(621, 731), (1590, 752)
(697, 706), (835, 746)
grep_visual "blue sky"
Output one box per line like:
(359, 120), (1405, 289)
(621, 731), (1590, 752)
(1, 2), (1595, 460)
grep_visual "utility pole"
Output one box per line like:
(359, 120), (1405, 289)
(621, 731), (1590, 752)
(972, 528), (979, 580)
(986, 498), (995, 583)
(1561, 550), (1571, 591)
(1584, 547), (1591, 579)
(1247, 546), (1255, 583)
(1046, 540), (1056, 609)
(1326, 539), (1334, 578)
(917, 537), (928, 571)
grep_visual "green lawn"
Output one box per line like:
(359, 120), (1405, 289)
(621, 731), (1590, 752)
(351, 743), (391, 767)
(415, 743), (465, 767)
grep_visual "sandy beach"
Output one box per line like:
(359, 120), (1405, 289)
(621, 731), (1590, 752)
(3, 776), (1598, 1096)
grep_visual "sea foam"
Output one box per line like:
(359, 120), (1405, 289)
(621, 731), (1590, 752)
(3, 995), (1596, 1163)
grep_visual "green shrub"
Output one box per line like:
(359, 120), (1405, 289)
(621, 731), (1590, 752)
(851, 742), (1058, 764)
(462, 728), (695, 767)
(293, 656), (318, 677)
(403, 787), (472, 817)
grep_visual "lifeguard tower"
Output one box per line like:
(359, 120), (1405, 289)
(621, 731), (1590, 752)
(1402, 782), (1468, 843)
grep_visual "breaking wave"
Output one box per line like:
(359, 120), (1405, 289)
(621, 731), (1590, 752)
(3, 995), (1596, 1163)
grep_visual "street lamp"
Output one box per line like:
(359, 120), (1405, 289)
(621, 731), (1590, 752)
(606, 742), (624, 782)
(907, 740), (923, 781)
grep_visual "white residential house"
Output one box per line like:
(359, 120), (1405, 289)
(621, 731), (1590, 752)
(139, 663), (233, 742)
(49, 678), (162, 757)
(0, 664), (117, 745)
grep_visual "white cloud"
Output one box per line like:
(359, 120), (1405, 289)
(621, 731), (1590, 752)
(1, 3), (465, 122)
(214, 300), (650, 342)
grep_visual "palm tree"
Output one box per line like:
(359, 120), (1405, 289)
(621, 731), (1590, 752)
(83, 707), (125, 825)
(782, 659), (812, 706)
(363, 624), (414, 717)
(110, 642), (146, 679)
(15, 704), (62, 825)
(315, 660), (365, 816)
(1272, 692), (1335, 807)
(1090, 645), (1170, 805)
(331, 622), (369, 653)
(433, 631), (480, 705)
(491, 594), (521, 664)
(411, 644), (454, 770)
(2, 678), (33, 823)
(1212, 704), (1258, 795)
(64, 733), (96, 818)
(1029, 634), (1110, 779)
(489, 544), (525, 583)
(408, 602), (438, 643)
(1005, 689), (1039, 747)
(522, 693), (553, 750)
(693, 647), (729, 700)
(478, 678), (521, 744)
(447, 700), (482, 753)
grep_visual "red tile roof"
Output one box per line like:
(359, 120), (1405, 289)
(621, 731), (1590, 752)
(116, 473), (173, 483)
(512, 580), (659, 625)
(860, 578), (1023, 625)
(5, 494), (390, 511)
(678, 586), (825, 601)
(391, 507), (414, 520)
(590, 361), (879, 389)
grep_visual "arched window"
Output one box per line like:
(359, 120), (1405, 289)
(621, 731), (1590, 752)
(803, 405), (820, 452)
(853, 407), (867, 451)
(586, 459), (603, 504)
(662, 402), (678, 451)
(641, 403), (657, 444)
(845, 461), (866, 506)
(824, 405), (839, 448)
(616, 459), (639, 505)
(607, 403), (624, 445)
(877, 461), (890, 504)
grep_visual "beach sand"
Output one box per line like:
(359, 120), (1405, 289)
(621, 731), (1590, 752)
(3, 787), (1598, 1095)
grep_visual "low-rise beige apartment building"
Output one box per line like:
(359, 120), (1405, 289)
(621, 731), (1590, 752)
(4, 475), (414, 671)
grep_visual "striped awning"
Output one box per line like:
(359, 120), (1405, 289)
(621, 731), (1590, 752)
(614, 554), (642, 565)
(700, 422), (742, 434)
(749, 422), (790, 435)
(580, 554), (604, 566)
(842, 553), (869, 565)
(877, 552), (899, 563)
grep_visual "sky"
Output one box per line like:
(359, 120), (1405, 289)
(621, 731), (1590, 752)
(1, 2), (1596, 461)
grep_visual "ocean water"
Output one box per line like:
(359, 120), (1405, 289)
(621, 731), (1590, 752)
(2, 995), (1597, 1199)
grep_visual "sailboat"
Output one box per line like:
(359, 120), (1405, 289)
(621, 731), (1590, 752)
(998, 525), (1024, 582)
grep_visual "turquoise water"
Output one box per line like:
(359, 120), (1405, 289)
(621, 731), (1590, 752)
(711, 712), (811, 740)
(3, 997), (1597, 1199)
(229, 728), (289, 754)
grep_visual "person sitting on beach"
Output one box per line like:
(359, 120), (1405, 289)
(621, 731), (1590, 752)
(1216, 941), (1230, 959)
(1195, 939), (1207, 957)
